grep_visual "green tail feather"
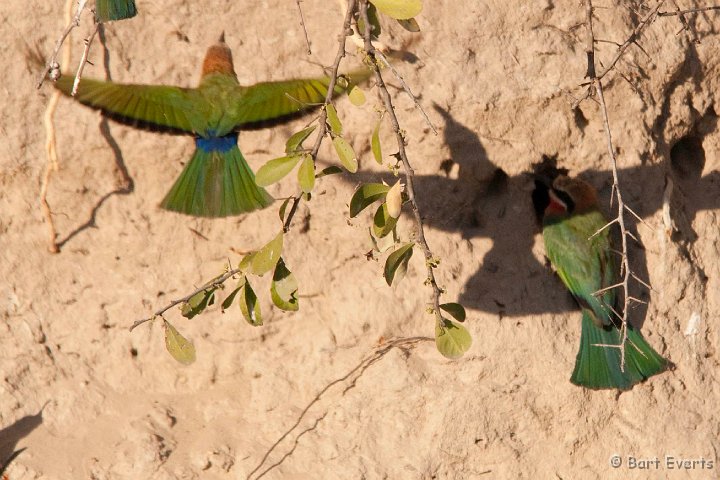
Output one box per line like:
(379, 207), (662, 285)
(571, 312), (668, 390)
(160, 144), (273, 217)
(95, 0), (137, 22)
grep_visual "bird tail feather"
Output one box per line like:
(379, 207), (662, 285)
(95, 0), (138, 22)
(570, 311), (668, 390)
(160, 141), (273, 217)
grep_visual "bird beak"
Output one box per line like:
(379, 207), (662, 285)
(218, 31), (226, 43)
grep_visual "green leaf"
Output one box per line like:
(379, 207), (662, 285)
(371, 118), (383, 164)
(180, 287), (216, 319)
(369, 0), (422, 19)
(350, 183), (390, 217)
(435, 318), (472, 359)
(384, 242), (414, 286)
(439, 303), (466, 322)
(271, 258), (299, 311)
(317, 165), (343, 178)
(255, 155), (303, 187)
(297, 153), (315, 194)
(285, 125), (317, 154)
(164, 320), (196, 365)
(332, 137), (358, 173)
(250, 231), (284, 276)
(221, 282), (244, 312)
(373, 203), (397, 238)
(326, 104), (342, 135)
(239, 279), (262, 326)
(397, 17), (420, 32)
(358, 2), (382, 38)
(278, 197), (292, 223)
(239, 252), (257, 273)
(348, 86), (366, 106)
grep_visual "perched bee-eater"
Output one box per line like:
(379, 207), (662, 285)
(53, 34), (362, 217)
(538, 175), (668, 390)
(95, 0), (137, 22)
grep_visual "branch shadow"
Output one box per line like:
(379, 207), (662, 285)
(56, 25), (135, 251)
(340, 106), (720, 328)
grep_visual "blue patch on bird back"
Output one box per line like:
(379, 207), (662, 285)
(196, 134), (238, 153)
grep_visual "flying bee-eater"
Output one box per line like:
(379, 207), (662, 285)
(53, 34), (364, 217)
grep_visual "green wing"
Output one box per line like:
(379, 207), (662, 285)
(543, 210), (617, 325)
(228, 70), (370, 129)
(54, 76), (203, 134)
(95, 0), (137, 22)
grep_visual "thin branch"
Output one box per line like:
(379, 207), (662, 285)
(595, 1), (665, 81)
(658, 5), (720, 16)
(574, 0), (666, 107)
(591, 282), (624, 297)
(36, 0), (90, 88)
(295, 0), (312, 55)
(586, 0), (635, 370)
(282, 0), (357, 232)
(129, 268), (241, 331)
(631, 272), (655, 292)
(589, 217), (618, 238)
(374, 49), (437, 135)
(71, 23), (99, 95)
(359, 0), (445, 327)
(624, 203), (653, 229)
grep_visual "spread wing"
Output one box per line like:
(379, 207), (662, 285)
(229, 70), (370, 130)
(54, 75), (204, 135)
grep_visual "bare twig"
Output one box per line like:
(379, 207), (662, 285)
(71, 23), (100, 95)
(658, 5), (720, 16)
(573, 0), (665, 108)
(359, 0), (445, 328)
(585, 0), (638, 370)
(129, 268), (241, 331)
(37, 0), (90, 88)
(295, 0), (312, 55)
(374, 49), (437, 134)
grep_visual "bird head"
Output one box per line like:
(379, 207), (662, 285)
(201, 33), (236, 78)
(547, 175), (599, 216)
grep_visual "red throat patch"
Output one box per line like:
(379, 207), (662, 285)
(545, 189), (568, 216)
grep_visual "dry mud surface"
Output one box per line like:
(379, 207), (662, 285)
(2, 1), (719, 479)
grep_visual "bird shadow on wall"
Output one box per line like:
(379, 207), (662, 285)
(0, 406), (46, 475)
(339, 105), (719, 328)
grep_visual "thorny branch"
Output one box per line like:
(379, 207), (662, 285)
(358, 0), (445, 328)
(577, 0), (720, 364)
(573, 0), (664, 108)
(582, 0), (645, 370)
